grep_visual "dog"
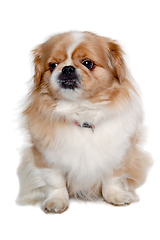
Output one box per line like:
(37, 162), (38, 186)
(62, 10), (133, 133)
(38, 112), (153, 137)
(17, 31), (152, 213)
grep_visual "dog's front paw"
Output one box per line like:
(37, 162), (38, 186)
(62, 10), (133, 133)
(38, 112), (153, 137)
(105, 191), (139, 206)
(42, 198), (69, 214)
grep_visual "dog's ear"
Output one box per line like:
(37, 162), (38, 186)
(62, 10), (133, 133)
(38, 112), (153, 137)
(107, 40), (126, 83)
(32, 45), (43, 87)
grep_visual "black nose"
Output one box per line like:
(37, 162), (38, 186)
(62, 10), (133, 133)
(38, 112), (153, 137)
(58, 65), (79, 90)
(62, 65), (75, 75)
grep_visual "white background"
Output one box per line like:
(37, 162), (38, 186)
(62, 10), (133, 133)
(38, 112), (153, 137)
(1, 0), (160, 239)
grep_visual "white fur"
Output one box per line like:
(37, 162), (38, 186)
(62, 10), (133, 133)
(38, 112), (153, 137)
(67, 31), (85, 61)
(50, 32), (85, 100)
(45, 90), (142, 193)
(16, 33), (145, 212)
(102, 175), (139, 205)
(17, 89), (142, 210)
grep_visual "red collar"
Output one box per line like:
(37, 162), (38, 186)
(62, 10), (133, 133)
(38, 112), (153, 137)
(74, 120), (95, 132)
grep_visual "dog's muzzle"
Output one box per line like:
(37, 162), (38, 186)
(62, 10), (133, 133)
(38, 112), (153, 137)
(58, 65), (79, 90)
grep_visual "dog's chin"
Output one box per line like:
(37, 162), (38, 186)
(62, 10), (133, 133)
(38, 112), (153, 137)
(50, 80), (82, 101)
(59, 86), (82, 101)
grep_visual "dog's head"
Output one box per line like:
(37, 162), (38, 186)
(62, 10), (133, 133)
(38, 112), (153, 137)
(32, 31), (129, 104)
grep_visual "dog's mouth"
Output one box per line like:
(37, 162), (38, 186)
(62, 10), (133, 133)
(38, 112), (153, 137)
(59, 77), (79, 90)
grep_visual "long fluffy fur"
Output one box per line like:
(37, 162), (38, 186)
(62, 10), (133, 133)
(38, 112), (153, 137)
(17, 31), (152, 213)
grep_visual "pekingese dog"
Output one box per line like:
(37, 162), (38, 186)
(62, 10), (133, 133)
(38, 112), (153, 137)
(17, 31), (152, 213)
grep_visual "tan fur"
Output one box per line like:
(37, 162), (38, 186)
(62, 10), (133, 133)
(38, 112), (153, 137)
(32, 146), (49, 168)
(31, 31), (133, 104)
(124, 130), (152, 188)
(26, 32), (150, 187)
(17, 31), (152, 211)
(114, 129), (152, 188)
(24, 94), (69, 149)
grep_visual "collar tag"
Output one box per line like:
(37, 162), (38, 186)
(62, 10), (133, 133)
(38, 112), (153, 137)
(73, 121), (95, 132)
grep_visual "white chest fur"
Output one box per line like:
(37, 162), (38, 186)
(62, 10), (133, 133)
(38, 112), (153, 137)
(44, 96), (142, 193)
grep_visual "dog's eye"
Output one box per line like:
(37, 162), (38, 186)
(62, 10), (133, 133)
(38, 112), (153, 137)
(81, 59), (95, 70)
(49, 63), (58, 72)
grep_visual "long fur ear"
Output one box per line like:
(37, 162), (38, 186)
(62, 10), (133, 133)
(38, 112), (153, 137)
(107, 40), (126, 83)
(31, 45), (43, 87)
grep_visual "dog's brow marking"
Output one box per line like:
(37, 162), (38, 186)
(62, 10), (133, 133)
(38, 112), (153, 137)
(67, 32), (85, 60)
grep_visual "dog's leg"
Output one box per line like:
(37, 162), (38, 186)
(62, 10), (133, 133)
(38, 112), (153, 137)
(17, 148), (69, 213)
(102, 131), (152, 206)
(102, 175), (139, 206)
(16, 148), (46, 205)
(40, 167), (69, 214)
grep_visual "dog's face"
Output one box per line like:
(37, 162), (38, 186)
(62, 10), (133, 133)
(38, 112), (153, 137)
(32, 31), (126, 103)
